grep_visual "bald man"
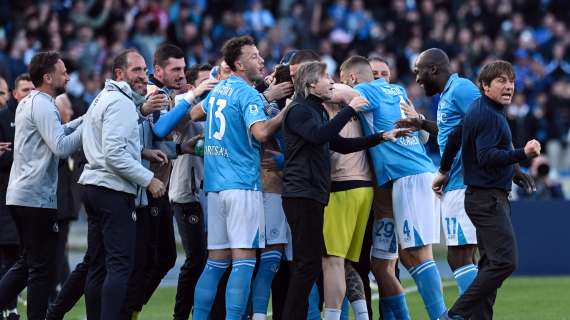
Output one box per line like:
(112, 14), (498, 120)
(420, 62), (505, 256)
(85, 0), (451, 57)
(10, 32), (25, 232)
(407, 48), (482, 298)
(398, 49), (532, 302)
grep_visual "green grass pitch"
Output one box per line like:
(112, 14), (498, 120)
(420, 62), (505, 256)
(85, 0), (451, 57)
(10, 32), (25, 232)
(17, 276), (570, 319)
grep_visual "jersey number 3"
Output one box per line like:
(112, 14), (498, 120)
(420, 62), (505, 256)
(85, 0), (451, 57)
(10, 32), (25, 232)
(208, 97), (227, 140)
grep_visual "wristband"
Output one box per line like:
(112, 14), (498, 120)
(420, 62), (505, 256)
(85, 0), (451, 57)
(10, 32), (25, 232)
(183, 91), (196, 105)
(176, 143), (182, 155)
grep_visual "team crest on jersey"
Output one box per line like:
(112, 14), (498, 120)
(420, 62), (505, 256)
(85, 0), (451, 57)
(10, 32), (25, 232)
(437, 100), (450, 124)
(270, 228), (280, 239)
(437, 109), (448, 124)
(249, 104), (259, 113)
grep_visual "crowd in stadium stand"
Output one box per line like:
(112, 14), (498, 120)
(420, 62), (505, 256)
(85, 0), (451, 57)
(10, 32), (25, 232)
(0, 0), (569, 179)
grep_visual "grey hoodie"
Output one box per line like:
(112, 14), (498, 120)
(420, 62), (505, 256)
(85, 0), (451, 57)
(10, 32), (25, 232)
(6, 90), (83, 209)
(79, 80), (153, 195)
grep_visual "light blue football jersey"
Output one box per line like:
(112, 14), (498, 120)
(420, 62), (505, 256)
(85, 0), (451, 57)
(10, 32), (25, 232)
(355, 78), (435, 186)
(437, 74), (480, 192)
(202, 75), (268, 192)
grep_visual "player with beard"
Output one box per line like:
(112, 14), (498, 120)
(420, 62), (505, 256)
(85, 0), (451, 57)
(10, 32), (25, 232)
(44, 49), (203, 320)
(124, 44), (208, 320)
(0, 52), (84, 320)
(189, 36), (287, 320)
(78, 49), (167, 320)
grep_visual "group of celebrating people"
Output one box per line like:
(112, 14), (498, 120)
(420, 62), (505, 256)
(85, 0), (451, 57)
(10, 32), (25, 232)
(0, 34), (541, 320)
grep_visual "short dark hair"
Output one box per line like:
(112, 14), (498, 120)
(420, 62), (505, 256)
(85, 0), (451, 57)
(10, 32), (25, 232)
(340, 55), (371, 73)
(186, 63), (213, 86)
(222, 36), (256, 72)
(289, 49), (320, 65)
(368, 55), (389, 67)
(476, 60), (515, 91)
(28, 51), (61, 87)
(154, 43), (185, 68)
(112, 49), (139, 80)
(14, 73), (32, 89)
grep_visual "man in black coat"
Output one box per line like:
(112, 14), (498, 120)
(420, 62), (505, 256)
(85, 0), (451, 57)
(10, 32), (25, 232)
(0, 73), (34, 320)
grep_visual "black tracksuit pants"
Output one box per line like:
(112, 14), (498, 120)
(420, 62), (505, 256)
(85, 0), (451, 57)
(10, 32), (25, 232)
(281, 197), (324, 320)
(172, 201), (207, 320)
(0, 206), (58, 320)
(46, 254), (90, 320)
(83, 185), (136, 320)
(449, 187), (517, 320)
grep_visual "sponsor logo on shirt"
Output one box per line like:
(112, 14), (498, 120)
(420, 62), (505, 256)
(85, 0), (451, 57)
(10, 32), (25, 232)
(212, 85), (234, 96)
(204, 145), (230, 158)
(398, 135), (420, 146)
(381, 86), (404, 96)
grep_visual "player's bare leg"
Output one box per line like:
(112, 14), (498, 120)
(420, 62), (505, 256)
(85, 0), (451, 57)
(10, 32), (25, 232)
(323, 255), (346, 318)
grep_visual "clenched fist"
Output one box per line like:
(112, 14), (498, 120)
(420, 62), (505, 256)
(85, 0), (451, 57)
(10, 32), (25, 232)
(524, 139), (541, 158)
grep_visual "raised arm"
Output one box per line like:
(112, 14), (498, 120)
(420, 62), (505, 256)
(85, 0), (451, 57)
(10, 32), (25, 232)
(330, 128), (412, 154)
(475, 120), (531, 167)
(285, 96), (369, 145)
(34, 103), (83, 158)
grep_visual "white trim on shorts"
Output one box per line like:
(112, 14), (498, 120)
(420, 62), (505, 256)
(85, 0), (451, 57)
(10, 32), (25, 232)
(207, 189), (266, 249)
(263, 192), (289, 245)
(372, 217), (399, 260)
(392, 172), (441, 250)
(441, 188), (477, 246)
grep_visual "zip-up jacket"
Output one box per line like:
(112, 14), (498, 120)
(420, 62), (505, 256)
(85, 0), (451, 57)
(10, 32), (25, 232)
(6, 90), (83, 209)
(79, 80), (153, 195)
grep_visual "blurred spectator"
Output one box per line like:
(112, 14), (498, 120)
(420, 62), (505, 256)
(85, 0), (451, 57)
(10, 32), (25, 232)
(0, 0), (568, 173)
(0, 77), (7, 109)
(517, 156), (566, 200)
(244, 0), (275, 40)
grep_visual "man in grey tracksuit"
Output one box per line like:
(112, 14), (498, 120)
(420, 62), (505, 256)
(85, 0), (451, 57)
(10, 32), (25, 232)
(78, 49), (165, 320)
(0, 52), (83, 320)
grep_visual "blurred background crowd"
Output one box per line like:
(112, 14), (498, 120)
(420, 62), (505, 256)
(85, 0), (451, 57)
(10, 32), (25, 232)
(0, 0), (568, 198)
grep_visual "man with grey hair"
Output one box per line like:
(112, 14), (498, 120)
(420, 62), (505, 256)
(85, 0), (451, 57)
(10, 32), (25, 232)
(281, 61), (409, 320)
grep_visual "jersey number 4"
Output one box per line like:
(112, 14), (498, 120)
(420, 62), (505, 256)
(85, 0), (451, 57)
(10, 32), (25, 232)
(208, 97), (227, 140)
